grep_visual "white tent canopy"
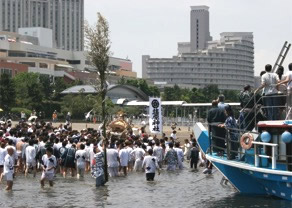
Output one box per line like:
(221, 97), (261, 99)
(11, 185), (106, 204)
(124, 100), (240, 107)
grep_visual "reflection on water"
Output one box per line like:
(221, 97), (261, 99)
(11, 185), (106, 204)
(0, 164), (289, 208)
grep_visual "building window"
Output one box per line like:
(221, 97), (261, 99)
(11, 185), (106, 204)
(0, 68), (12, 77)
(19, 62), (35, 67)
(39, 63), (48, 68)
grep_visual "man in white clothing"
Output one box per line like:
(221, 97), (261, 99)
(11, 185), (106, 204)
(131, 141), (145, 171)
(142, 149), (160, 181)
(107, 144), (119, 177)
(75, 144), (86, 178)
(255, 64), (280, 120)
(3, 147), (15, 190)
(40, 147), (57, 187)
(25, 140), (36, 177)
(119, 144), (129, 176)
(153, 141), (163, 168)
(174, 142), (184, 170)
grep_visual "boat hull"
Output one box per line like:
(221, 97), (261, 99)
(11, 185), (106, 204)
(194, 122), (292, 201)
(211, 159), (292, 200)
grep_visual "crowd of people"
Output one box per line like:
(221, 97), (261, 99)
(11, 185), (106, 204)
(0, 119), (208, 191)
(207, 63), (292, 159)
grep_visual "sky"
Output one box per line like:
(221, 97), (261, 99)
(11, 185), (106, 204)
(84, 0), (292, 78)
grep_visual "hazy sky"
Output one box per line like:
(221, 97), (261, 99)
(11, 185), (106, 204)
(85, 0), (292, 78)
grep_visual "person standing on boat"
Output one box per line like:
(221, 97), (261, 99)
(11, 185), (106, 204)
(218, 105), (239, 160)
(277, 63), (292, 119)
(207, 100), (226, 153)
(164, 142), (178, 171)
(239, 85), (255, 131)
(255, 64), (280, 120)
(217, 94), (227, 109)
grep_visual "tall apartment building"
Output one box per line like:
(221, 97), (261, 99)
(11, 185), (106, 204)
(0, 0), (84, 51)
(190, 6), (212, 52)
(142, 6), (254, 91)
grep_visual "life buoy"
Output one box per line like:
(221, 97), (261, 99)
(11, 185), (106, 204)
(240, 133), (254, 150)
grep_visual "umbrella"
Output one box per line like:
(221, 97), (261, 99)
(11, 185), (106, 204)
(0, 108), (3, 112)
(28, 116), (38, 121)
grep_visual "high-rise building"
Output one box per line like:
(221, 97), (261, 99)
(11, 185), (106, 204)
(190, 6), (212, 52)
(0, 0), (84, 51)
(142, 6), (255, 91)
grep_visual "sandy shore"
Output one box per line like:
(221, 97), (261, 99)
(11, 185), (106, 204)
(12, 121), (195, 142)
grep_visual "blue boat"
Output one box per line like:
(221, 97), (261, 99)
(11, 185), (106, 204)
(194, 118), (292, 200)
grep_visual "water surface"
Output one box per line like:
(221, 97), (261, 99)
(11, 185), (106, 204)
(0, 164), (290, 208)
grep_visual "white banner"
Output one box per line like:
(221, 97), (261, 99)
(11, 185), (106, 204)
(149, 97), (162, 134)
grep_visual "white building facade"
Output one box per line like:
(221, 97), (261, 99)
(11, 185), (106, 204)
(0, 0), (84, 51)
(143, 6), (254, 91)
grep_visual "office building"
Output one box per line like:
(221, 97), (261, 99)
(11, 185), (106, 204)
(142, 6), (254, 91)
(0, 0), (84, 51)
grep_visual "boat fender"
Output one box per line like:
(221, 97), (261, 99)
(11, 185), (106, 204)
(240, 133), (254, 150)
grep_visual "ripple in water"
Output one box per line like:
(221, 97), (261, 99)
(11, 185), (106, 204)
(0, 164), (289, 208)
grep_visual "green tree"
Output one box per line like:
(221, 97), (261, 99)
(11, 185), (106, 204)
(222, 89), (240, 102)
(199, 85), (220, 102)
(0, 73), (15, 111)
(13, 72), (44, 111)
(39, 75), (53, 99)
(85, 12), (111, 182)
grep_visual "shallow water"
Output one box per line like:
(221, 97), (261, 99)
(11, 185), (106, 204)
(0, 164), (290, 208)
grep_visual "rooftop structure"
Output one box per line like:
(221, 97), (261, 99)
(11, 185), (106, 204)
(0, 30), (137, 82)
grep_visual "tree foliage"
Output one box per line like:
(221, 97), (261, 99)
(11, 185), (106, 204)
(118, 78), (160, 97)
(162, 84), (239, 103)
(13, 72), (44, 111)
(0, 73), (15, 111)
(85, 12), (111, 182)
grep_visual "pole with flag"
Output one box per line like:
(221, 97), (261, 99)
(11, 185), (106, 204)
(149, 97), (163, 134)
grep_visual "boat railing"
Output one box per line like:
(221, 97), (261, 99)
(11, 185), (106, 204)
(207, 123), (292, 171)
(239, 91), (289, 131)
(252, 141), (278, 170)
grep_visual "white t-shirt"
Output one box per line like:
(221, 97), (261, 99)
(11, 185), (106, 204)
(25, 145), (36, 163)
(170, 133), (177, 140)
(126, 147), (134, 161)
(142, 155), (159, 173)
(261, 72), (279, 95)
(153, 146), (163, 162)
(107, 148), (119, 168)
(286, 71), (292, 90)
(0, 147), (7, 165)
(42, 154), (57, 174)
(131, 147), (145, 161)
(119, 148), (129, 167)
(75, 149), (86, 168)
(4, 154), (14, 174)
(174, 148), (184, 163)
